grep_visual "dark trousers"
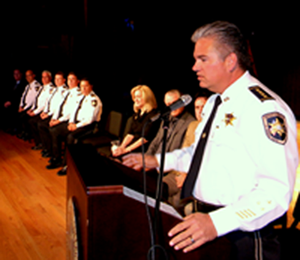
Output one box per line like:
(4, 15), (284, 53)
(28, 114), (42, 145)
(18, 109), (31, 134)
(49, 122), (69, 160)
(1, 104), (19, 131)
(181, 198), (281, 260)
(226, 226), (280, 260)
(37, 117), (52, 154)
(49, 122), (96, 162)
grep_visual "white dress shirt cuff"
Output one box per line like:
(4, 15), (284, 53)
(209, 206), (240, 237)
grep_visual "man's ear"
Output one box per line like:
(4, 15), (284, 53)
(226, 52), (238, 72)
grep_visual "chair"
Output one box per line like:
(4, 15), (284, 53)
(96, 115), (133, 157)
(81, 110), (123, 147)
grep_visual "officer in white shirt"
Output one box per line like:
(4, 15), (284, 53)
(38, 71), (68, 156)
(17, 70), (42, 140)
(18, 70), (42, 112)
(47, 77), (102, 175)
(122, 21), (299, 260)
(28, 70), (56, 149)
(38, 72), (81, 159)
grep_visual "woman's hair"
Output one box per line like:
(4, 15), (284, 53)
(130, 85), (157, 113)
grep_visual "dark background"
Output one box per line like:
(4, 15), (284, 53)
(4, 1), (300, 119)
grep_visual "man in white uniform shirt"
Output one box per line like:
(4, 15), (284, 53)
(38, 72), (81, 160)
(28, 70), (56, 149)
(123, 21), (299, 259)
(47, 77), (102, 175)
(37, 71), (68, 157)
(17, 70), (42, 140)
(18, 70), (42, 112)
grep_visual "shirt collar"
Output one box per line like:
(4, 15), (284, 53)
(220, 71), (252, 103)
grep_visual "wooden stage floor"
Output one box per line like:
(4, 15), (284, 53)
(0, 122), (300, 259)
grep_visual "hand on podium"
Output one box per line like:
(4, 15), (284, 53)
(122, 153), (159, 171)
(168, 212), (218, 253)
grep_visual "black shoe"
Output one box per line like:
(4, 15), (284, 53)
(20, 132), (30, 141)
(46, 158), (62, 169)
(17, 131), (25, 139)
(31, 143), (43, 150)
(57, 166), (67, 176)
(41, 149), (47, 155)
(41, 149), (51, 158)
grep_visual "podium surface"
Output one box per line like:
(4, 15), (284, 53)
(66, 144), (231, 260)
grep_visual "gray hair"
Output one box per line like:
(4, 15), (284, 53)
(42, 70), (52, 78)
(191, 21), (251, 70)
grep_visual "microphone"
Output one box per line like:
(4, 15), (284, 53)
(150, 94), (192, 121)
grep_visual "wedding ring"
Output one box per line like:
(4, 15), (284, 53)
(190, 236), (195, 243)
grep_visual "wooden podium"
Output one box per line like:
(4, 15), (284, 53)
(66, 144), (231, 260)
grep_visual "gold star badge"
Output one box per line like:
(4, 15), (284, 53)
(269, 118), (285, 137)
(223, 113), (236, 126)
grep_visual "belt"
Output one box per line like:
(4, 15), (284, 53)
(177, 196), (223, 216)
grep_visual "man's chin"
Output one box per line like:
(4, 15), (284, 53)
(199, 82), (207, 89)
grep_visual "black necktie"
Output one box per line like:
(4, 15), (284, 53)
(57, 92), (70, 119)
(181, 96), (222, 199)
(21, 84), (30, 108)
(74, 96), (86, 123)
(46, 88), (58, 113)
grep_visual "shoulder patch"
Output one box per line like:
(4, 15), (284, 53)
(262, 112), (287, 145)
(92, 100), (97, 107)
(249, 86), (274, 102)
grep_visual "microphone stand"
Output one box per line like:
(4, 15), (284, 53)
(153, 115), (170, 249)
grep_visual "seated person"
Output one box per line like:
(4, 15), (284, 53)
(141, 89), (194, 205)
(145, 89), (195, 156)
(1, 69), (27, 133)
(36, 71), (68, 156)
(28, 70), (56, 149)
(47, 76), (102, 176)
(111, 85), (160, 157)
(166, 91), (210, 207)
(38, 72), (81, 158)
(17, 70), (42, 140)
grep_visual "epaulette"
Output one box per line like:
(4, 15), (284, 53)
(249, 86), (274, 102)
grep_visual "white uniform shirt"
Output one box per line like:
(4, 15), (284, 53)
(19, 80), (42, 110)
(69, 90), (102, 128)
(31, 83), (56, 115)
(157, 71), (299, 237)
(43, 84), (69, 116)
(52, 87), (82, 122)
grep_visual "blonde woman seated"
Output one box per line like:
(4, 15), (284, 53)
(112, 85), (160, 157)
